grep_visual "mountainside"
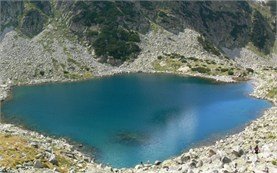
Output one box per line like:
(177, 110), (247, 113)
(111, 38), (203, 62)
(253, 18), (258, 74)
(0, 0), (276, 83)
(0, 1), (277, 173)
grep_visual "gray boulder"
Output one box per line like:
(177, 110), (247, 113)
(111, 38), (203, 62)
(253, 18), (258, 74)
(49, 154), (59, 166)
(34, 160), (44, 168)
(221, 156), (232, 164)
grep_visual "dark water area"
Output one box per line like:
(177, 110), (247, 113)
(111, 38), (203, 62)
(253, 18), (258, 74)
(2, 74), (271, 168)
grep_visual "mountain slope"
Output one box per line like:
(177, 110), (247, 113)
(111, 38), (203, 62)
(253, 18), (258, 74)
(0, 0), (276, 83)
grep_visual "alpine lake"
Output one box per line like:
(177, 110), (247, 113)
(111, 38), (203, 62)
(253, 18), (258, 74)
(2, 73), (271, 168)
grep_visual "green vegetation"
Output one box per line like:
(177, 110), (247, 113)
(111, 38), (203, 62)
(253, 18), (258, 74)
(0, 133), (81, 173)
(250, 10), (275, 54)
(197, 36), (221, 56)
(228, 69), (234, 75)
(267, 87), (277, 99)
(150, 22), (160, 33)
(191, 67), (211, 74)
(246, 68), (254, 73)
(93, 26), (140, 60)
(272, 160), (277, 166)
(0, 134), (38, 169)
(39, 70), (45, 76)
(153, 53), (245, 77)
(152, 58), (182, 72)
(69, 1), (141, 62)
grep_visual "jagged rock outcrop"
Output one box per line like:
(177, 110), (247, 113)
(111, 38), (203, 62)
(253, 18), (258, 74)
(0, 0), (275, 83)
(19, 1), (52, 37)
(0, 1), (24, 38)
(20, 8), (45, 37)
(1, 1), (275, 62)
(56, 1), (276, 60)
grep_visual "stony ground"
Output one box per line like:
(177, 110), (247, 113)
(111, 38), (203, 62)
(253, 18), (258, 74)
(0, 26), (276, 172)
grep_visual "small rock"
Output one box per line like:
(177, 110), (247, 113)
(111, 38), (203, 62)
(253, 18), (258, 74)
(154, 160), (162, 165)
(65, 152), (75, 159)
(35, 153), (43, 159)
(84, 156), (91, 162)
(189, 160), (197, 168)
(181, 155), (191, 163)
(23, 161), (33, 167)
(34, 160), (44, 168)
(49, 154), (58, 166)
(135, 165), (142, 169)
(30, 142), (39, 148)
(0, 167), (7, 172)
(221, 156), (231, 164)
(208, 149), (216, 157)
(196, 160), (203, 167)
(232, 149), (244, 157)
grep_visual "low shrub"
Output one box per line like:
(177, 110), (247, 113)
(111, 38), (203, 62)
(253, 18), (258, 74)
(220, 68), (228, 72)
(246, 68), (254, 73)
(228, 70), (234, 75)
(39, 70), (45, 76)
(191, 67), (211, 73)
(157, 55), (163, 60)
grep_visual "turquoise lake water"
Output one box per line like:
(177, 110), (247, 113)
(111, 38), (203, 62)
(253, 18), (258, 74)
(2, 74), (271, 168)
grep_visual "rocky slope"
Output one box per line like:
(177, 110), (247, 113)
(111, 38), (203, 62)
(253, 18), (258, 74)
(0, 1), (276, 78)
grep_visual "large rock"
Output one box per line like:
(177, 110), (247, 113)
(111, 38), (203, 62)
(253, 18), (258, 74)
(49, 154), (58, 166)
(232, 149), (244, 157)
(154, 160), (162, 165)
(30, 1), (52, 15)
(221, 156), (232, 164)
(189, 160), (198, 168)
(0, 1), (24, 34)
(33, 160), (44, 168)
(181, 155), (191, 163)
(208, 149), (217, 157)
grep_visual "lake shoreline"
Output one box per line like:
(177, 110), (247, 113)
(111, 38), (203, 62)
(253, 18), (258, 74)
(0, 69), (276, 172)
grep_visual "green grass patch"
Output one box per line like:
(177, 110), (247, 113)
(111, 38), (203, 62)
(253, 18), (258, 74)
(191, 66), (211, 74)
(152, 58), (182, 72)
(267, 87), (277, 99)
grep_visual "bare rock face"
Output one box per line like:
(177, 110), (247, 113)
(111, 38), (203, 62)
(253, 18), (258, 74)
(20, 9), (45, 37)
(0, 1), (24, 34)
(29, 1), (52, 16)
(1, 1), (275, 64)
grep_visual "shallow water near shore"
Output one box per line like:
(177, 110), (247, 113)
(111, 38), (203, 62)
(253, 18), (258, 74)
(2, 74), (271, 168)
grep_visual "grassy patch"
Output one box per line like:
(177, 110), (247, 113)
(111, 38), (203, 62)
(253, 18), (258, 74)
(152, 58), (182, 72)
(0, 133), (86, 172)
(272, 160), (277, 166)
(150, 22), (160, 33)
(83, 72), (93, 79)
(267, 87), (277, 99)
(0, 134), (39, 168)
(191, 67), (211, 74)
(153, 53), (245, 78)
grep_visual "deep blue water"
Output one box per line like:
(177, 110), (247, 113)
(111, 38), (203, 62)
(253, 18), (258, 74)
(2, 74), (271, 168)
